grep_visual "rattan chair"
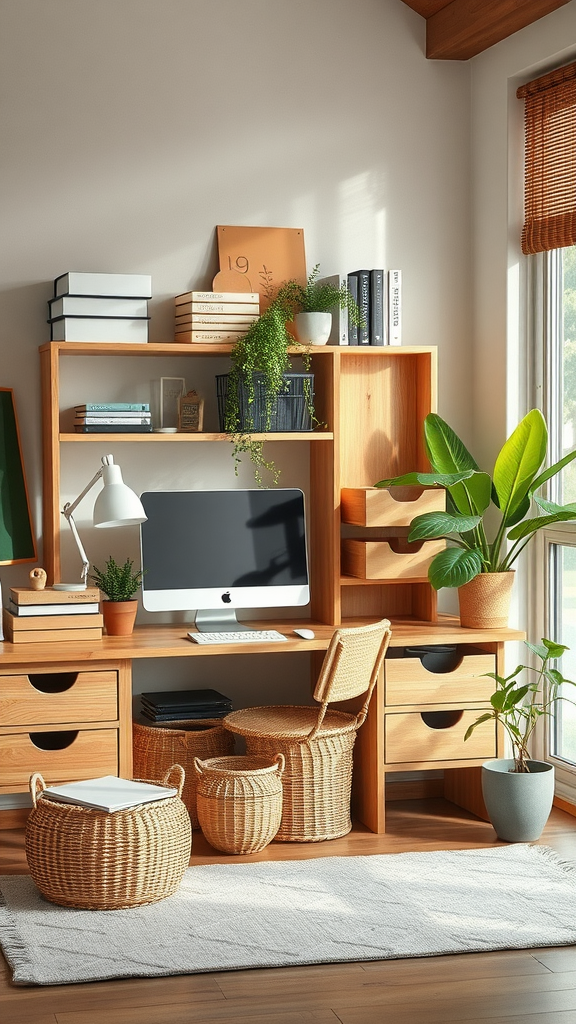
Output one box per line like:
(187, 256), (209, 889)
(223, 618), (392, 842)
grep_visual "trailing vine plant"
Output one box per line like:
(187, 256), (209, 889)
(223, 265), (360, 485)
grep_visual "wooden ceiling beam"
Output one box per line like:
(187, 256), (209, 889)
(421, 0), (573, 60)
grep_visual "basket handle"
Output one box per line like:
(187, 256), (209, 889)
(162, 764), (185, 798)
(274, 753), (285, 777)
(29, 772), (46, 808)
(193, 756), (205, 776)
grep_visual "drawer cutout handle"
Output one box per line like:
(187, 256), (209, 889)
(29, 730), (79, 750)
(420, 711), (463, 731)
(28, 672), (79, 693)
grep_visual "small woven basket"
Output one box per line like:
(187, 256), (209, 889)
(194, 753), (285, 855)
(133, 718), (234, 828)
(25, 765), (192, 910)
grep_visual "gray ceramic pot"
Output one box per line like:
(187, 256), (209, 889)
(481, 758), (554, 842)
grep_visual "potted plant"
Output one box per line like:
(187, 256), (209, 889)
(275, 264), (361, 346)
(374, 409), (576, 627)
(465, 638), (575, 841)
(89, 556), (145, 636)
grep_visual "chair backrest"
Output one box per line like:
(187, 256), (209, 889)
(313, 618), (392, 709)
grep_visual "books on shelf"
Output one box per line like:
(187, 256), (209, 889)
(10, 586), (101, 606)
(49, 296), (149, 319)
(50, 317), (150, 343)
(75, 403), (150, 413)
(139, 688), (233, 722)
(4, 610), (103, 632)
(8, 599), (99, 616)
(175, 291), (259, 305)
(73, 404), (152, 433)
(370, 269), (386, 346)
(2, 613), (103, 644)
(74, 423), (152, 433)
(175, 312), (258, 326)
(352, 270), (371, 346)
(42, 775), (178, 813)
(54, 272), (152, 299)
(173, 291), (260, 343)
(388, 269), (402, 345)
(347, 273), (359, 345)
(176, 330), (251, 345)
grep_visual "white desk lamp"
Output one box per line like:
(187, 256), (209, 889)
(54, 454), (147, 591)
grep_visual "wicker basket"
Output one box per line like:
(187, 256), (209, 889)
(194, 754), (285, 855)
(25, 765), (192, 909)
(133, 718), (234, 828)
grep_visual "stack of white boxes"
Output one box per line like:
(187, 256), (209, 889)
(48, 272), (152, 343)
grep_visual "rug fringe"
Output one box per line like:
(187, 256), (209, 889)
(0, 891), (35, 986)
(529, 843), (576, 877)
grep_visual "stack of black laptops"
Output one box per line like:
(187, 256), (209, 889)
(140, 688), (233, 723)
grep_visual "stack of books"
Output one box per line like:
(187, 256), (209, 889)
(174, 291), (260, 343)
(139, 688), (233, 722)
(48, 272), (152, 343)
(320, 271), (402, 346)
(74, 402), (152, 433)
(3, 586), (103, 643)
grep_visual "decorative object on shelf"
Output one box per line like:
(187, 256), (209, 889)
(151, 377), (186, 431)
(276, 264), (362, 346)
(56, 454), (147, 591)
(73, 403), (152, 434)
(375, 409), (576, 628)
(465, 637), (575, 841)
(49, 272), (151, 344)
(174, 291), (259, 344)
(215, 224), (307, 312)
(89, 555), (145, 636)
(25, 765), (191, 909)
(194, 753), (285, 854)
(178, 390), (204, 432)
(28, 567), (47, 591)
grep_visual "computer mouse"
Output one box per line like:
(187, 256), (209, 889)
(293, 628), (315, 640)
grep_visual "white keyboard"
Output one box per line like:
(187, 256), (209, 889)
(187, 629), (288, 645)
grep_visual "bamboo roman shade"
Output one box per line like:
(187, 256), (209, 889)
(517, 62), (576, 255)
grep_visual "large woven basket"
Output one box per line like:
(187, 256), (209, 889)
(194, 754), (285, 855)
(133, 717), (234, 828)
(25, 765), (192, 910)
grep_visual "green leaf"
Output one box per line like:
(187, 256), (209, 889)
(464, 713), (493, 740)
(490, 690), (507, 710)
(534, 496), (576, 514)
(492, 410), (547, 526)
(427, 546), (483, 589)
(507, 509), (576, 541)
(503, 685), (530, 709)
(424, 414), (480, 474)
(407, 511), (482, 541)
(530, 445), (576, 495)
(541, 638), (569, 658)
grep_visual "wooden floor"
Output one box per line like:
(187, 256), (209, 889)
(2, 798), (576, 1024)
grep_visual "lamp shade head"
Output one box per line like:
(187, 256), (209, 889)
(93, 462), (147, 529)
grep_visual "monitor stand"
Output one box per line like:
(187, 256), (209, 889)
(194, 609), (252, 633)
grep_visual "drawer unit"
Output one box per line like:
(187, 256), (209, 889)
(385, 709), (496, 764)
(0, 670), (118, 726)
(341, 486), (446, 527)
(341, 538), (446, 580)
(0, 728), (119, 788)
(384, 652), (496, 706)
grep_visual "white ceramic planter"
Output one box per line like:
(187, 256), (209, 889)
(293, 311), (332, 346)
(481, 758), (554, 842)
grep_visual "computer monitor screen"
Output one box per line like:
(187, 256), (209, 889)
(140, 488), (310, 630)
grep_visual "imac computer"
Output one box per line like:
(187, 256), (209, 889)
(139, 488), (310, 632)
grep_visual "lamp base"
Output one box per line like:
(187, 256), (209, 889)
(52, 583), (88, 592)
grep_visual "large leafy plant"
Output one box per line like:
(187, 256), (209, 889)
(375, 409), (576, 590)
(465, 638), (575, 773)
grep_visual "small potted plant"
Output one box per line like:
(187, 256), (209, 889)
(275, 264), (361, 346)
(465, 638), (576, 841)
(89, 556), (145, 636)
(375, 409), (576, 628)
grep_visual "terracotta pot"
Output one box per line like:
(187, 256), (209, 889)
(457, 571), (515, 629)
(102, 599), (138, 636)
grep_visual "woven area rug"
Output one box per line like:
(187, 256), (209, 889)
(1, 844), (576, 986)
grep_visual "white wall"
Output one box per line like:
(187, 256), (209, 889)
(470, 1), (576, 630)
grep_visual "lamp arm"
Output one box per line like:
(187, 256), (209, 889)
(62, 466), (104, 518)
(64, 511), (90, 586)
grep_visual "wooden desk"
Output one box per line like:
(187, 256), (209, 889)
(0, 616), (524, 832)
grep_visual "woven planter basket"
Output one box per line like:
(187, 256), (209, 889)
(458, 571), (515, 629)
(133, 718), (234, 828)
(25, 765), (191, 910)
(194, 754), (285, 855)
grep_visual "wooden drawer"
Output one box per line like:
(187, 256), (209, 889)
(385, 652), (496, 706)
(385, 709), (496, 764)
(341, 538), (446, 580)
(0, 728), (119, 788)
(341, 486), (445, 527)
(0, 671), (118, 726)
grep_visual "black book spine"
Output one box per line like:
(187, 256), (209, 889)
(370, 269), (385, 345)
(355, 270), (370, 345)
(347, 273), (359, 345)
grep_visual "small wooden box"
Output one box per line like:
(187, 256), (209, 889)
(341, 487), (445, 527)
(341, 538), (446, 580)
(0, 671), (118, 727)
(0, 728), (119, 788)
(385, 709), (496, 764)
(384, 653), (496, 706)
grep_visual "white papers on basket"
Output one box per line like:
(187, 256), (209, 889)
(42, 776), (177, 813)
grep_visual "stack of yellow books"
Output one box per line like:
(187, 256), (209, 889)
(3, 587), (103, 643)
(174, 291), (259, 343)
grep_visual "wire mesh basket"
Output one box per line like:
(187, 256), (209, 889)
(216, 373), (314, 432)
